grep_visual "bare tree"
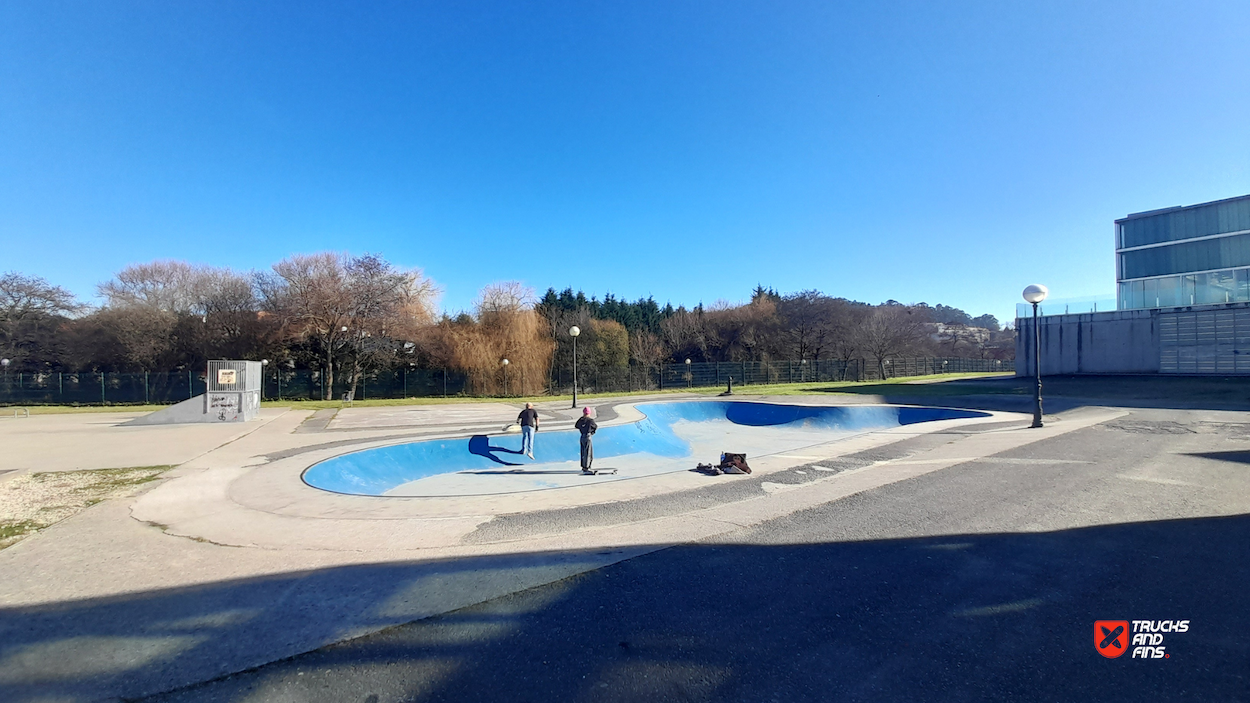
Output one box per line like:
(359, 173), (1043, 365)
(778, 290), (837, 361)
(0, 272), (82, 369)
(259, 253), (438, 399)
(95, 261), (270, 370)
(98, 260), (202, 314)
(857, 306), (928, 379)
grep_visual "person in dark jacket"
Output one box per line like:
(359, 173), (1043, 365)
(517, 402), (539, 459)
(574, 407), (597, 473)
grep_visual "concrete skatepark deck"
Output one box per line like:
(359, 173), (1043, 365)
(2, 392), (1183, 702)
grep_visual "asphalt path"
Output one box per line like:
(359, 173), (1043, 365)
(146, 408), (1250, 702)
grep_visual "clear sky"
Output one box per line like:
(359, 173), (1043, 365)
(2, 1), (1248, 325)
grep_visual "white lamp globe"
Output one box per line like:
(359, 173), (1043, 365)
(1022, 284), (1049, 304)
(569, 326), (580, 337)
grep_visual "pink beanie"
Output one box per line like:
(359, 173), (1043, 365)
(583, 407), (591, 415)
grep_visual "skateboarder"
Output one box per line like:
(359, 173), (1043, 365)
(575, 407), (597, 474)
(517, 402), (539, 459)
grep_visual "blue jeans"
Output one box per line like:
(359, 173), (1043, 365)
(521, 425), (535, 455)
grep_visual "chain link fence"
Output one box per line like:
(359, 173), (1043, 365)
(0, 358), (1011, 406)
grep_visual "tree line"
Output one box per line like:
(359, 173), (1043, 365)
(1, 256), (1013, 398)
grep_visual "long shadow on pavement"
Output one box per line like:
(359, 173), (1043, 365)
(3, 514), (1248, 702)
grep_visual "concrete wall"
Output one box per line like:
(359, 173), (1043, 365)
(1016, 309), (1160, 376)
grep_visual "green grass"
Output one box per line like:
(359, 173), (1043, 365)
(266, 373), (1011, 409)
(62, 465), (175, 492)
(0, 519), (41, 545)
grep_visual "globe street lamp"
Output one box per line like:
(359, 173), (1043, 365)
(1, 359), (9, 395)
(1022, 284), (1049, 428)
(502, 358), (509, 397)
(685, 358), (692, 388)
(569, 326), (581, 408)
(261, 359), (269, 400)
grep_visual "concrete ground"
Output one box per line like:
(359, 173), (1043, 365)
(1, 386), (1248, 701)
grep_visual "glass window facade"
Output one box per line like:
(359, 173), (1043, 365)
(1120, 266), (1250, 309)
(1117, 195), (1250, 311)
(1119, 197), (1250, 248)
(1120, 232), (1250, 279)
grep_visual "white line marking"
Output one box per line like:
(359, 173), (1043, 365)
(1116, 474), (1204, 487)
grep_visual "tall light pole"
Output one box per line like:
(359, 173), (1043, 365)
(685, 358), (692, 388)
(1022, 284), (1049, 428)
(502, 358), (509, 397)
(261, 359), (269, 401)
(569, 326), (581, 408)
(1, 359), (9, 397)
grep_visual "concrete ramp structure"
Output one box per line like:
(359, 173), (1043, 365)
(126, 360), (263, 426)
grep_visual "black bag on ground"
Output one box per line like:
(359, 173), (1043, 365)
(718, 452), (751, 474)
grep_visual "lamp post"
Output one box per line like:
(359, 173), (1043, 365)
(1022, 284), (1049, 428)
(569, 326), (581, 408)
(685, 358), (692, 388)
(261, 359), (269, 400)
(502, 358), (509, 397)
(1, 359), (9, 397)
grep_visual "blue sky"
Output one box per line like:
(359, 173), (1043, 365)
(2, 1), (1248, 325)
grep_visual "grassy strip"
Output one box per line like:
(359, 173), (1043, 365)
(261, 373), (1013, 409)
(0, 465), (174, 549)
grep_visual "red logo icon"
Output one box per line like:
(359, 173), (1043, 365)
(1096, 620), (1129, 658)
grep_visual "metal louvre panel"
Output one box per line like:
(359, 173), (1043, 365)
(1159, 314), (1179, 345)
(1196, 347), (1218, 373)
(1177, 347), (1198, 373)
(1237, 311), (1250, 346)
(1160, 348), (1179, 373)
(1217, 346), (1238, 373)
(1215, 310), (1237, 342)
(1195, 311), (1217, 345)
(1176, 313), (1198, 345)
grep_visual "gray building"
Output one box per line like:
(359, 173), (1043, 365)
(1019, 194), (1250, 376)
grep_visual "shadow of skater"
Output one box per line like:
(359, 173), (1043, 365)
(468, 435), (523, 466)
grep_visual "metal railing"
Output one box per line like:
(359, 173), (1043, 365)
(0, 358), (1012, 406)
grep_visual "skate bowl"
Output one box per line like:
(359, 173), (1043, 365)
(301, 401), (991, 498)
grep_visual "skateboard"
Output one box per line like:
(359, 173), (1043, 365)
(582, 468), (617, 475)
